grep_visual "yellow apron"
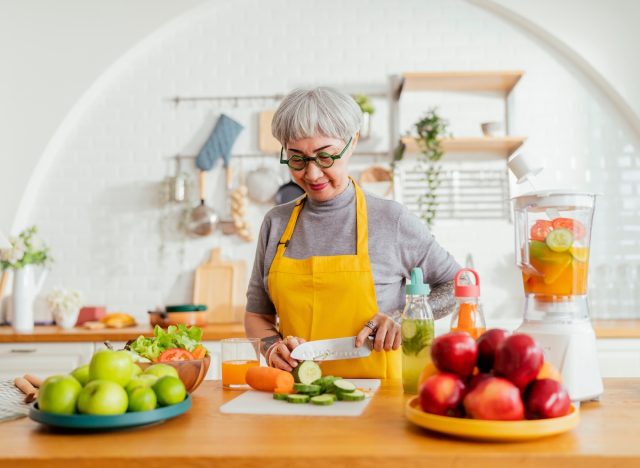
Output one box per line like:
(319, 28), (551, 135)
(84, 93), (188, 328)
(267, 181), (401, 379)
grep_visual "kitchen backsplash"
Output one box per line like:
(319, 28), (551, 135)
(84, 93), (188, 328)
(9, 0), (639, 323)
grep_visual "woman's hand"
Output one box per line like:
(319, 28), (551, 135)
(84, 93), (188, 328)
(266, 335), (306, 372)
(355, 313), (401, 352)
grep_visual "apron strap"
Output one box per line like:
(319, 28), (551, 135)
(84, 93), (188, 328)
(275, 196), (306, 257)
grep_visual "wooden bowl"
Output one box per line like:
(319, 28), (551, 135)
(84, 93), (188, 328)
(136, 355), (211, 393)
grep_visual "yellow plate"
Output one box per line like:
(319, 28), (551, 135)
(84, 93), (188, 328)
(405, 396), (580, 442)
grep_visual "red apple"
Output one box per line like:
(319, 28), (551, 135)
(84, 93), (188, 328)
(476, 328), (509, 372)
(467, 372), (493, 392)
(419, 373), (466, 417)
(524, 379), (571, 419)
(463, 377), (525, 420)
(431, 332), (478, 377)
(493, 334), (544, 391)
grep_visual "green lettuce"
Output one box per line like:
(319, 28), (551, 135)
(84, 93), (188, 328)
(129, 324), (203, 361)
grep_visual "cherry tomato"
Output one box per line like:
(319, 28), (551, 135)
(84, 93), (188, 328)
(552, 218), (586, 240)
(530, 220), (553, 241)
(158, 348), (195, 362)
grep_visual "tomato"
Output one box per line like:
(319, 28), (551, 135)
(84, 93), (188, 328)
(552, 218), (586, 240)
(192, 345), (207, 359)
(530, 220), (553, 241)
(158, 348), (195, 362)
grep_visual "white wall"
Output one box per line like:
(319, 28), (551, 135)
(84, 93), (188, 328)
(2, 0), (639, 323)
(0, 0), (205, 232)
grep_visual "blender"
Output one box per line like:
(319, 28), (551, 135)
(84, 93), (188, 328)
(509, 153), (603, 401)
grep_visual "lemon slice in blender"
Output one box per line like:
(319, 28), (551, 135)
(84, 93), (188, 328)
(545, 228), (573, 252)
(570, 246), (589, 262)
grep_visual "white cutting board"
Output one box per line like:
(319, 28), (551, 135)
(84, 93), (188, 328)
(219, 379), (380, 417)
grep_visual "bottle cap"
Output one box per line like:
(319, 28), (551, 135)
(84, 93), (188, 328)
(454, 268), (480, 297)
(406, 267), (430, 295)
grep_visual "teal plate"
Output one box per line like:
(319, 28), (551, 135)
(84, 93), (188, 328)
(29, 394), (191, 430)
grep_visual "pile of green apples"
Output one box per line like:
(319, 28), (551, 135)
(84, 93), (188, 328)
(38, 349), (186, 415)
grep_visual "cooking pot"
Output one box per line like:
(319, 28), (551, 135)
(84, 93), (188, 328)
(148, 304), (208, 327)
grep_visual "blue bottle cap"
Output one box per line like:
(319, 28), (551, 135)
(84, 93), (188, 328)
(406, 267), (430, 295)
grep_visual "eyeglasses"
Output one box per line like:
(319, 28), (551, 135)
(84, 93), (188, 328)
(280, 137), (353, 171)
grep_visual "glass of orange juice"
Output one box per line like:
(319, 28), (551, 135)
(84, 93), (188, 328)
(221, 338), (260, 389)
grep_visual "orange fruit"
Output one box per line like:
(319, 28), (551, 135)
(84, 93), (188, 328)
(417, 362), (439, 390)
(537, 361), (562, 382)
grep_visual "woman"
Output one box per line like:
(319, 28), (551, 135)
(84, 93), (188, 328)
(244, 87), (460, 379)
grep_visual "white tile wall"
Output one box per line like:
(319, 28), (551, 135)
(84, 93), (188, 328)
(18, 0), (640, 323)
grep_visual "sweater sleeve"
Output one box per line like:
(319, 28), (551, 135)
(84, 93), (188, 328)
(245, 217), (276, 315)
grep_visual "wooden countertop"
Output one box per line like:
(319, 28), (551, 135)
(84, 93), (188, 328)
(0, 323), (247, 343)
(1, 379), (639, 467)
(1, 319), (639, 342)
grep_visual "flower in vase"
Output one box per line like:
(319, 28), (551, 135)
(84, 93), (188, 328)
(0, 226), (51, 270)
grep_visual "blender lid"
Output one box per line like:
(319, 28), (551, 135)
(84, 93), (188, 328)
(512, 189), (598, 199)
(512, 190), (598, 209)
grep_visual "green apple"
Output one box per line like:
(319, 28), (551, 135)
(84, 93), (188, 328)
(143, 363), (178, 379)
(70, 364), (90, 386)
(125, 374), (158, 393)
(38, 375), (82, 415)
(77, 380), (128, 415)
(152, 376), (186, 407)
(89, 350), (134, 386)
(128, 386), (157, 412)
(131, 364), (142, 378)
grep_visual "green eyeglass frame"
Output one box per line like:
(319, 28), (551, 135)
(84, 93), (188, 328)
(280, 137), (353, 171)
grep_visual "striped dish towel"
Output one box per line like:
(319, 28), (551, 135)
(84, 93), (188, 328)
(0, 379), (30, 422)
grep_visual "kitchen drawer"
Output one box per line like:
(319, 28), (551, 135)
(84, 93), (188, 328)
(597, 339), (640, 377)
(0, 342), (94, 379)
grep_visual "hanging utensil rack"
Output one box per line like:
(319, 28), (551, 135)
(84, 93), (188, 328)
(168, 91), (387, 108)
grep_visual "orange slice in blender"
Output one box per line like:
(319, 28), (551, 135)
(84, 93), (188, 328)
(529, 241), (573, 285)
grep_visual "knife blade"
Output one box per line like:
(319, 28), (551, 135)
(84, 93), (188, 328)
(290, 336), (373, 361)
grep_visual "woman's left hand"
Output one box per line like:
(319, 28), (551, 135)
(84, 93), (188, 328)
(355, 313), (401, 352)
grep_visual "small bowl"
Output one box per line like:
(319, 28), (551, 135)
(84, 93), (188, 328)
(136, 355), (211, 393)
(480, 121), (504, 137)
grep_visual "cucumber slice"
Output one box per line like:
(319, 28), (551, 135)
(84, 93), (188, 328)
(273, 393), (289, 401)
(312, 376), (340, 393)
(286, 394), (310, 404)
(340, 390), (366, 402)
(401, 320), (417, 339)
(291, 360), (322, 384)
(333, 379), (356, 393)
(323, 393), (337, 402)
(546, 228), (573, 252)
(293, 383), (321, 394)
(310, 394), (335, 406)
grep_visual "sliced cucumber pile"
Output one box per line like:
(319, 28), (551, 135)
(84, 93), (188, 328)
(274, 368), (369, 407)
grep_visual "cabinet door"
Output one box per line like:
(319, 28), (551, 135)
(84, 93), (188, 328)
(0, 343), (94, 379)
(597, 339), (640, 377)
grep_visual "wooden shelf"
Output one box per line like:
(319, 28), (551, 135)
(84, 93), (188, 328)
(394, 71), (523, 97)
(401, 136), (526, 158)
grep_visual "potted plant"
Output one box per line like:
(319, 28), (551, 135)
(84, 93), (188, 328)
(352, 94), (375, 140)
(413, 108), (450, 228)
(0, 226), (51, 332)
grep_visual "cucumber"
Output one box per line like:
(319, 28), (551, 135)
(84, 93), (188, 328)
(273, 393), (289, 401)
(291, 360), (322, 384)
(312, 376), (340, 393)
(310, 394), (335, 406)
(333, 379), (356, 393)
(340, 390), (366, 402)
(286, 394), (310, 404)
(293, 383), (321, 394)
(323, 393), (337, 402)
(546, 228), (574, 252)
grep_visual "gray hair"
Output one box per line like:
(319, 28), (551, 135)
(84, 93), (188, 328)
(271, 87), (362, 146)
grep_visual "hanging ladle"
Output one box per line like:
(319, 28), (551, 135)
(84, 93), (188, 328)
(189, 170), (218, 236)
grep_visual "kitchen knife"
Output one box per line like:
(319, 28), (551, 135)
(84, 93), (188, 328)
(290, 336), (373, 361)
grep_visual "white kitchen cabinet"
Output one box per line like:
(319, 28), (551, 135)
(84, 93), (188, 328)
(597, 339), (640, 377)
(0, 342), (93, 379)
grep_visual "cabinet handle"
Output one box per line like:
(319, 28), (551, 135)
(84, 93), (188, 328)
(10, 349), (37, 353)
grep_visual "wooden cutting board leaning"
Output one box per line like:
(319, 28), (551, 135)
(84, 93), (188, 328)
(193, 248), (246, 323)
(258, 111), (281, 154)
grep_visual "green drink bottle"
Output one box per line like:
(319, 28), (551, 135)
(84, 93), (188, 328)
(401, 267), (434, 394)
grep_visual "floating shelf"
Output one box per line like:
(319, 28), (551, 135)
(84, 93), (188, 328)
(393, 71), (524, 98)
(401, 136), (526, 158)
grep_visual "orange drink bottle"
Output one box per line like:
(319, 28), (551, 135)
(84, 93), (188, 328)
(450, 268), (486, 339)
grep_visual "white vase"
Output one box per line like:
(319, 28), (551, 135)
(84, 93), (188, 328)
(12, 265), (47, 333)
(53, 308), (80, 329)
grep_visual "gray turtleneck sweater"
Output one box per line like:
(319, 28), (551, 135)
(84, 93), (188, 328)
(246, 181), (460, 319)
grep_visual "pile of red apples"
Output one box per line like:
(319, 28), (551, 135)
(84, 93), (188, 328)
(419, 330), (572, 420)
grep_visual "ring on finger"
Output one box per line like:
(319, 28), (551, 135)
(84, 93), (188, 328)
(365, 320), (378, 332)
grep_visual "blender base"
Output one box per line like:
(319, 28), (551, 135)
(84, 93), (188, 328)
(516, 320), (603, 402)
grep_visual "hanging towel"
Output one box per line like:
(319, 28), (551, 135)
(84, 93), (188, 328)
(196, 114), (244, 171)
